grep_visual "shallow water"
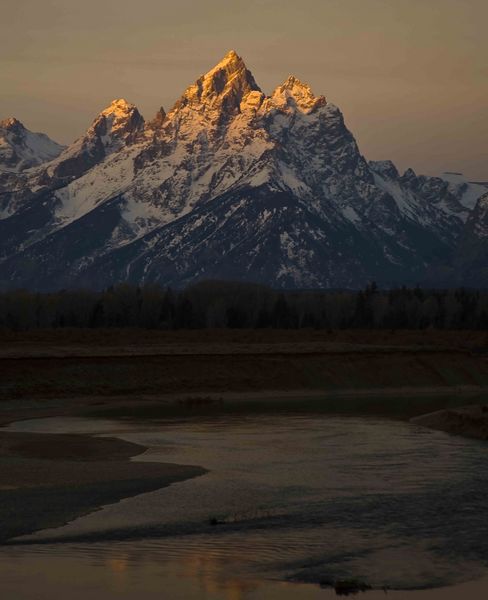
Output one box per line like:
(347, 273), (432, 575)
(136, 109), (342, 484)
(4, 412), (488, 597)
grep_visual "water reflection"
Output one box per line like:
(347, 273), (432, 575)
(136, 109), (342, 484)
(4, 413), (488, 597)
(2, 545), (488, 599)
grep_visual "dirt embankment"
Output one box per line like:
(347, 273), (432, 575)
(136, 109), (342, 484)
(1, 329), (488, 406)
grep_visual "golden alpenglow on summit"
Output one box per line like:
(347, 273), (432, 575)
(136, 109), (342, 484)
(1, 2), (488, 599)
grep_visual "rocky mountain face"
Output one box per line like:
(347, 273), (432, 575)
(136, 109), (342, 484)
(448, 192), (488, 286)
(0, 51), (486, 291)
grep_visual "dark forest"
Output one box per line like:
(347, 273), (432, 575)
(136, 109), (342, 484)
(1, 281), (488, 331)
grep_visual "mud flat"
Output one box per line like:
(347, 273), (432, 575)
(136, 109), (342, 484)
(0, 430), (205, 543)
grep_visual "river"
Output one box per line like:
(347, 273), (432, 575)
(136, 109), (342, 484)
(3, 410), (488, 598)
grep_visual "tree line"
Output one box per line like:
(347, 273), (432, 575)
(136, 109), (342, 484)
(1, 280), (488, 331)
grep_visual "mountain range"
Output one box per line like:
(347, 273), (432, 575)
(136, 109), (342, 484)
(1, 50), (487, 291)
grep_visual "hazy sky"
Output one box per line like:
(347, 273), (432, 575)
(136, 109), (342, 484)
(1, 0), (487, 179)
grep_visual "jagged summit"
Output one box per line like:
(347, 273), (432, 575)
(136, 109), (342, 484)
(93, 98), (145, 145)
(221, 49), (240, 62)
(202, 49), (255, 82)
(0, 117), (64, 173)
(34, 98), (144, 185)
(147, 106), (167, 131)
(99, 98), (138, 117)
(78, 99), (144, 148)
(270, 76), (326, 113)
(94, 98), (143, 134)
(369, 160), (400, 180)
(0, 117), (24, 131)
(170, 50), (261, 117)
(280, 75), (313, 91)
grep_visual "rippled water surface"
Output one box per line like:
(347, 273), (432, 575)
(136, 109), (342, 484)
(4, 411), (488, 598)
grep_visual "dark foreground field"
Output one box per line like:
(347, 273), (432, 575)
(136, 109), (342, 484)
(1, 329), (488, 405)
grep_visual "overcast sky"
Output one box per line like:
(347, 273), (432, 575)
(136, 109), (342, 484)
(1, 0), (487, 179)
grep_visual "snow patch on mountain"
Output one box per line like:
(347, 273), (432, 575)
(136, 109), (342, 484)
(438, 171), (488, 211)
(53, 144), (142, 225)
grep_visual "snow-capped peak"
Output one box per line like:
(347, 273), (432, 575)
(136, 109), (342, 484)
(90, 98), (145, 149)
(100, 98), (135, 116)
(32, 99), (144, 186)
(270, 76), (326, 113)
(0, 117), (24, 131)
(0, 117), (64, 173)
(220, 49), (239, 63)
(202, 49), (252, 83)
